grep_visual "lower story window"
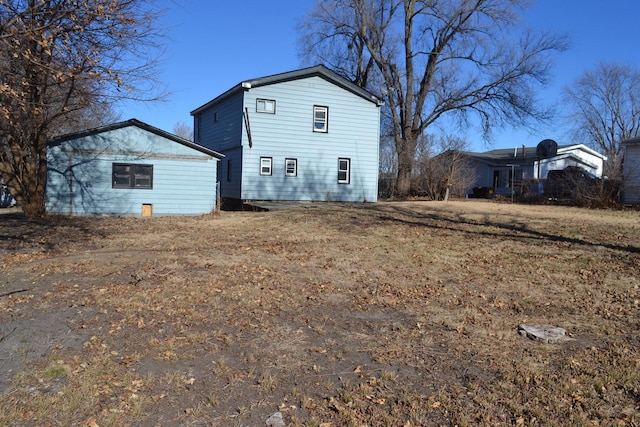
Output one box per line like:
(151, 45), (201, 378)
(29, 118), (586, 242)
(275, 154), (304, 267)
(112, 163), (153, 189)
(338, 158), (350, 184)
(260, 157), (273, 176)
(285, 158), (297, 177)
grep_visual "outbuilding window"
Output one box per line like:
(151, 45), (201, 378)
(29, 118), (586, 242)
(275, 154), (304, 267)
(112, 163), (153, 189)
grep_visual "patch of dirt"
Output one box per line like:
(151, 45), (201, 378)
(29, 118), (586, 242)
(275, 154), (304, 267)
(1, 201), (639, 426)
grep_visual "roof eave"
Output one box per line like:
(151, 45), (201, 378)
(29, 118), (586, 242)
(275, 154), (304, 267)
(190, 65), (382, 115)
(49, 119), (224, 159)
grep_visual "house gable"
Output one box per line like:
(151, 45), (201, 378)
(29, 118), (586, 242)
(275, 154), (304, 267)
(239, 75), (380, 201)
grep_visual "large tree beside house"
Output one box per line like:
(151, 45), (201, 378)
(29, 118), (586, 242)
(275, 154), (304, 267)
(298, 0), (567, 197)
(0, 0), (164, 218)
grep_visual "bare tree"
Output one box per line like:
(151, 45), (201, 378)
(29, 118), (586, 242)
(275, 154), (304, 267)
(173, 121), (194, 141)
(0, 0), (165, 218)
(298, 0), (567, 198)
(564, 62), (640, 179)
(415, 135), (475, 200)
(297, 0), (379, 88)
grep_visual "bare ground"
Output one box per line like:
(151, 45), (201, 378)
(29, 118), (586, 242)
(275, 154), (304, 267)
(0, 201), (639, 426)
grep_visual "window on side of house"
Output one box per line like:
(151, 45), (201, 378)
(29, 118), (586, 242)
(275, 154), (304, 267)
(112, 163), (153, 189)
(213, 111), (219, 123)
(260, 157), (273, 176)
(285, 158), (297, 177)
(338, 158), (350, 184)
(313, 106), (328, 133)
(256, 98), (276, 114)
(226, 159), (232, 182)
(493, 169), (510, 188)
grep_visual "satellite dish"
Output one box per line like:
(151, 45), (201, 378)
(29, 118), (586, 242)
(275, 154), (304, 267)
(536, 139), (558, 158)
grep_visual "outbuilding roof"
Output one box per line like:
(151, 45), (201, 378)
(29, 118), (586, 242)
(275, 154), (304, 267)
(49, 119), (224, 159)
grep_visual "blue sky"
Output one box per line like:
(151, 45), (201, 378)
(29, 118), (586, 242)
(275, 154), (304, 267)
(121, 0), (640, 152)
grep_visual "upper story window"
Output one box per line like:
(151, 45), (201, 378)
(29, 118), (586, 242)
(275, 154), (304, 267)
(112, 163), (153, 189)
(313, 106), (328, 133)
(257, 99), (276, 114)
(260, 157), (273, 176)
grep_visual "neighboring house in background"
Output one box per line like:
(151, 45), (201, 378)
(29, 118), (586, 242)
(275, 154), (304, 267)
(46, 119), (223, 216)
(191, 65), (383, 204)
(0, 180), (16, 208)
(444, 143), (606, 197)
(622, 137), (640, 204)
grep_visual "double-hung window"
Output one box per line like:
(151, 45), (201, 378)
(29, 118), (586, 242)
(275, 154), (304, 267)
(257, 99), (276, 113)
(112, 163), (153, 189)
(313, 106), (328, 133)
(285, 158), (297, 177)
(338, 158), (350, 184)
(260, 157), (273, 176)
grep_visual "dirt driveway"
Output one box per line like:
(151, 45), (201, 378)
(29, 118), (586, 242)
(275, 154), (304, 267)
(1, 201), (639, 426)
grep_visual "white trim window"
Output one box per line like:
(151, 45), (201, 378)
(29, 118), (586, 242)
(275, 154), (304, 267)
(260, 157), (273, 176)
(256, 98), (276, 113)
(313, 105), (328, 133)
(338, 158), (350, 184)
(285, 158), (297, 177)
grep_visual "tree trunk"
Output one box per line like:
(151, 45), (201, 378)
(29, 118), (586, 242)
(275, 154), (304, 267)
(396, 140), (415, 198)
(14, 134), (48, 219)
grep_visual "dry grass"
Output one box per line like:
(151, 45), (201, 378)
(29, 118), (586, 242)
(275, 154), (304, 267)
(0, 200), (639, 426)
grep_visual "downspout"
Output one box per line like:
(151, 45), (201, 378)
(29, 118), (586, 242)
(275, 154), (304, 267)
(68, 154), (73, 215)
(244, 107), (253, 149)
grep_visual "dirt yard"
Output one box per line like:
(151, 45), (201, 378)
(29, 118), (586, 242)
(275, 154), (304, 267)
(0, 201), (639, 426)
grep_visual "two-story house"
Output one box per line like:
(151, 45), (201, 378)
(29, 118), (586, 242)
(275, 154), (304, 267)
(190, 65), (383, 205)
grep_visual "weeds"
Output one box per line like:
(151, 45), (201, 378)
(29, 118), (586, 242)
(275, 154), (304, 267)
(0, 201), (638, 425)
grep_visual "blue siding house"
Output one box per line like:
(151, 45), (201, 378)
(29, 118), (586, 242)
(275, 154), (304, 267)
(46, 119), (223, 216)
(190, 65), (382, 204)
